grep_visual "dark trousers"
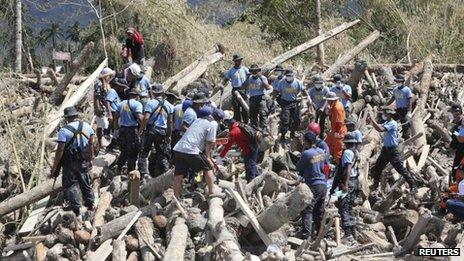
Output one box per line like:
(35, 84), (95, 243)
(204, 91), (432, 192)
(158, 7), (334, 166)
(338, 177), (358, 231)
(302, 183), (327, 236)
(315, 109), (327, 139)
(395, 108), (410, 140)
(244, 143), (260, 182)
(371, 146), (416, 188)
(138, 131), (170, 178)
(447, 199), (464, 220)
(117, 127), (140, 172)
(62, 160), (94, 215)
(249, 95), (269, 131)
(232, 88), (249, 123)
(280, 100), (301, 135)
(172, 131), (182, 150)
(452, 149), (464, 182)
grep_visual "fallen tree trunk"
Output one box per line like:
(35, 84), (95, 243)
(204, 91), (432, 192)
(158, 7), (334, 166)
(135, 217), (156, 261)
(50, 42), (95, 105)
(323, 31), (380, 79)
(257, 183), (313, 233)
(90, 191), (112, 239)
(358, 127), (381, 198)
(140, 169), (174, 200)
(262, 20), (360, 73)
(164, 217), (188, 260)
(46, 58), (108, 136)
(417, 56), (433, 110)
(208, 195), (245, 261)
(165, 44), (224, 92)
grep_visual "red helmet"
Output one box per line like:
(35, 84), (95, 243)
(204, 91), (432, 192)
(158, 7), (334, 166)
(307, 122), (321, 135)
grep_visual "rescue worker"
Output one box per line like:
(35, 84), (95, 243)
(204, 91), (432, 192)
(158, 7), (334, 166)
(93, 67), (117, 151)
(309, 76), (329, 138)
(173, 106), (219, 198)
(449, 103), (464, 183)
(167, 90), (184, 147)
(446, 163), (464, 220)
(274, 69), (307, 140)
(219, 113), (261, 182)
(331, 133), (360, 242)
(125, 63), (150, 104)
(242, 64), (271, 130)
(114, 89), (143, 173)
(50, 106), (95, 216)
(386, 74), (415, 140)
(223, 54), (249, 123)
(297, 131), (327, 240)
(325, 91), (347, 163)
(368, 108), (417, 193)
(123, 27), (145, 67)
(271, 65), (285, 88)
(138, 84), (174, 178)
(181, 99), (197, 132)
(307, 122), (330, 158)
(330, 74), (352, 113)
(346, 117), (363, 145)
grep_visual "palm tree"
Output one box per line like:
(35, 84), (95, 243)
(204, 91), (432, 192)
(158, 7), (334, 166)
(66, 21), (81, 43)
(39, 23), (64, 50)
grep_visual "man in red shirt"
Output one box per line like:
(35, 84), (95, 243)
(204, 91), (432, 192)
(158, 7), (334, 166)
(219, 114), (260, 182)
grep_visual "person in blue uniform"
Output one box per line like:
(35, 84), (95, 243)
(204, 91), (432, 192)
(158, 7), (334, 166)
(242, 64), (271, 130)
(223, 54), (249, 123)
(50, 106), (95, 216)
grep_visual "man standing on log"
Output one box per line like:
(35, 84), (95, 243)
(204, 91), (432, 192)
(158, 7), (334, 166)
(368, 108), (417, 194)
(242, 64), (271, 130)
(50, 106), (95, 216)
(173, 106), (218, 198)
(223, 54), (249, 123)
(297, 131), (327, 240)
(114, 90), (144, 174)
(219, 113), (261, 182)
(331, 133), (360, 242)
(138, 84), (174, 179)
(309, 76), (329, 138)
(274, 69), (307, 140)
(449, 103), (464, 183)
(123, 27), (145, 68)
(325, 91), (346, 163)
(330, 74), (352, 114)
(386, 74), (415, 140)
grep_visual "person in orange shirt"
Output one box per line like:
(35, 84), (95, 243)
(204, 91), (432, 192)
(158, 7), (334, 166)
(324, 91), (347, 162)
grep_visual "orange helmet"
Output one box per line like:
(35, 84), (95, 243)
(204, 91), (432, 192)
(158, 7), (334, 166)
(307, 122), (321, 135)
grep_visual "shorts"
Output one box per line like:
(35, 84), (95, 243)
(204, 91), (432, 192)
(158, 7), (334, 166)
(95, 116), (109, 129)
(174, 151), (212, 176)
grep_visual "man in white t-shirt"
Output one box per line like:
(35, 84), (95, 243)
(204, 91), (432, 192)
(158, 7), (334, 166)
(173, 106), (218, 198)
(446, 169), (464, 220)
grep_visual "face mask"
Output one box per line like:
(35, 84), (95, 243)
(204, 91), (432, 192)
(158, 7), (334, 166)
(448, 113), (455, 121)
(315, 84), (323, 90)
(336, 83), (342, 88)
(381, 114), (388, 121)
(286, 76), (294, 82)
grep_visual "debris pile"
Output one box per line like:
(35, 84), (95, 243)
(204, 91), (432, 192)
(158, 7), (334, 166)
(1, 20), (464, 261)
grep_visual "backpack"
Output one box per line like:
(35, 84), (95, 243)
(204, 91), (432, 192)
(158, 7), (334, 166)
(62, 121), (90, 165)
(133, 29), (144, 45)
(238, 123), (262, 144)
(148, 99), (169, 136)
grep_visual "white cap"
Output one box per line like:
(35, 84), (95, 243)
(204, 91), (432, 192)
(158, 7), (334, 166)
(223, 110), (234, 121)
(99, 67), (115, 78)
(128, 63), (142, 78)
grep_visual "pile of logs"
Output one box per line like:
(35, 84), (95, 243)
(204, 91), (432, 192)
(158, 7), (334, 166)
(2, 18), (464, 261)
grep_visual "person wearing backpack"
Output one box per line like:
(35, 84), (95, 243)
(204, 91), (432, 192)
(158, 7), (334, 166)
(242, 64), (272, 131)
(123, 27), (145, 68)
(138, 84), (174, 179)
(114, 89), (144, 174)
(125, 63), (150, 105)
(94, 67), (117, 152)
(330, 133), (360, 242)
(297, 131), (327, 240)
(219, 113), (261, 182)
(50, 106), (95, 216)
